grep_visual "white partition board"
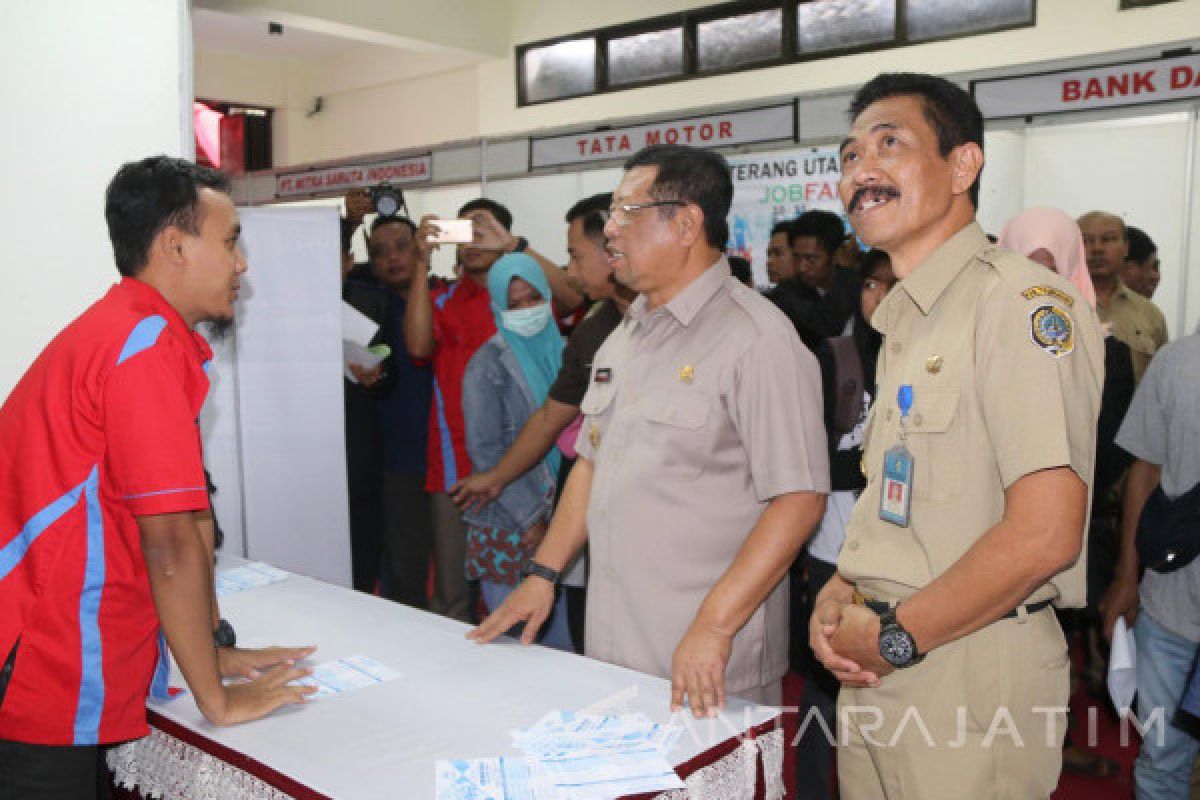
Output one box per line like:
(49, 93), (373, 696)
(210, 206), (351, 586)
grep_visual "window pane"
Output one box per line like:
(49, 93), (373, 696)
(697, 10), (783, 72)
(608, 28), (684, 85)
(522, 38), (596, 103)
(906, 0), (1033, 42)
(797, 0), (895, 54)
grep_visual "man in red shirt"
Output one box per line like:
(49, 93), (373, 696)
(0, 156), (314, 798)
(405, 199), (581, 621)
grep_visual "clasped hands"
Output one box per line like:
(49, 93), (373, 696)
(809, 575), (894, 688)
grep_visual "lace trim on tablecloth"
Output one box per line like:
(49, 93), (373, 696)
(109, 725), (784, 800)
(653, 728), (785, 800)
(107, 730), (295, 800)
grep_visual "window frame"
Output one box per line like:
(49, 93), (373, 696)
(602, 21), (689, 90)
(515, 0), (1038, 107)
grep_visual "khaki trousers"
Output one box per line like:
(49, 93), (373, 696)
(837, 608), (1069, 800)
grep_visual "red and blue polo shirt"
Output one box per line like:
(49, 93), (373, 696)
(0, 278), (212, 745)
(426, 278), (496, 493)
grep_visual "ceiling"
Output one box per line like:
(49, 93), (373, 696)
(192, 8), (363, 59)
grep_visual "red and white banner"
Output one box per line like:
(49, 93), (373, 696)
(531, 105), (795, 169)
(275, 155), (431, 198)
(973, 52), (1200, 119)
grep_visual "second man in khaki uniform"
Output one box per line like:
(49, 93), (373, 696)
(812, 73), (1104, 800)
(471, 144), (829, 715)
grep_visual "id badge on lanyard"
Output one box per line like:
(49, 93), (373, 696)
(879, 384), (914, 527)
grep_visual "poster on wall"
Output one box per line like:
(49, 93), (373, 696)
(725, 146), (845, 287)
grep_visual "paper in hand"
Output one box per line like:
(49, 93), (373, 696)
(1108, 616), (1137, 716)
(341, 301), (379, 348)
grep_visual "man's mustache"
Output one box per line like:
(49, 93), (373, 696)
(848, 185), (901, 213)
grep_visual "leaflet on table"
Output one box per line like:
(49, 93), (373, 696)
(214, 562), (290, 597)
(293, 654), (401, 699)
(511, 711), (682, 757)
(437, 711), (685, 799)
(435, 758), (554, 800)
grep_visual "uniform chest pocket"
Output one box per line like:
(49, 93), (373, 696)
(904, 387), (961, 501)
(579, 381), (616, 417)
(636, 390), (709, 479)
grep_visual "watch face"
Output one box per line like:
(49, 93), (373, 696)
(880, 629), (915, 667)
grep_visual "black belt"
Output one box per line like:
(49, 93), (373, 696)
(862, 598), (1054, 620)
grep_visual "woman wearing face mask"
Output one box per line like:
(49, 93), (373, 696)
(461, 253), (573, 651)
(999, 207), (1135, 781)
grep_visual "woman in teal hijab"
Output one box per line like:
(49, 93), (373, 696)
(485, 254), (565, 479)
(461, 253), (572, 651)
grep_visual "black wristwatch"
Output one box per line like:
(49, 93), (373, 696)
(521, 560), (561, 586)
(214, 618), (237, 648)
(878, 608), (923, 668)
(511, 235), (529, 253)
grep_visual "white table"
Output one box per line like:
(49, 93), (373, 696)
(109, 557), (784, 800)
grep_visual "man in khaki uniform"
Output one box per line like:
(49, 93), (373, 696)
(472, 144), (829, 714)
(1078, 211), (1168, 382)
(811, 74), (1103, 800)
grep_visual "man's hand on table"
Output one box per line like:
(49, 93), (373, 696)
(209, 662), (318, 725)
(218, 645), (317, 680)
(671, 621), (733, 718)
(467, 577), (555, 646)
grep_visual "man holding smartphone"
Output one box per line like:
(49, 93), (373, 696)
(404, 199), (581, 621)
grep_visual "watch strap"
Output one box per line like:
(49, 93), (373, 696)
(522, 560), (560, 586)
(214, 617), (237, 648)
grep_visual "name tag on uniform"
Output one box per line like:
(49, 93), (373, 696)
(879, 444), (913, 527)
(879, 384), (914, 527)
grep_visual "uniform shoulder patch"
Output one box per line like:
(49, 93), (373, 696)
(1030, 304), (1075, 357)
(1021, 284), (1075, 308)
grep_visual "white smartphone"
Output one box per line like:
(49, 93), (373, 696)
(429, 218), (474, 245)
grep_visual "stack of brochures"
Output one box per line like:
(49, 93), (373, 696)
(436, 711), (686, 800)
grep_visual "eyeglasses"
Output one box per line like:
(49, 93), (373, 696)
(607, 200), (686, 227)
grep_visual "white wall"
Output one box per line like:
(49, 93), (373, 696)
(0, 0), (190, 399)
(195, 45), (481, 168)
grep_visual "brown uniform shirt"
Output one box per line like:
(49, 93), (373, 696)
(575, 258), (829, 693)
(838, 223), (1103, 608)
(1096, 279), (1168, 383)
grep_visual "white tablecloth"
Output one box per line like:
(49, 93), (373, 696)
(110, 556), (783, 800)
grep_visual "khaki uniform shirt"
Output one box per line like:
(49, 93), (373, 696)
(838, 223), (1103, 608)
(575, 258), (829, 693)
(1096, 279), (1168, 384)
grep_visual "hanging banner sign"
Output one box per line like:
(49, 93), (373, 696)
(973, 51), (1200, 119)
(275, 154), (432, 198)
(725, 146), (845, 287)
(531, 104), (795, 169)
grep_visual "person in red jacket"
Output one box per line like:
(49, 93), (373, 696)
(0, 156), (314, 799)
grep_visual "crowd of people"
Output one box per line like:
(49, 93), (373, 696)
(1, 69), (1196, 800)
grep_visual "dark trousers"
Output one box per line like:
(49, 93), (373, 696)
(380, 470), (433, 609)
(0, 644), (110, 800)
(794, 553), (840, 800)
(345, 390), (385, 594)
(0, 739), (109, 800)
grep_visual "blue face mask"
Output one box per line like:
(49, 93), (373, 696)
(501, 303), (552, 337)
